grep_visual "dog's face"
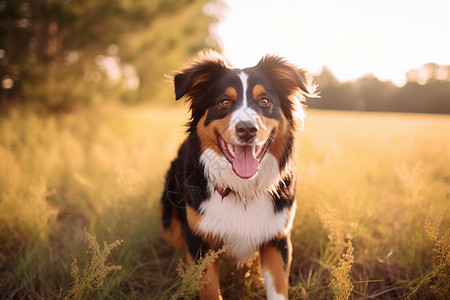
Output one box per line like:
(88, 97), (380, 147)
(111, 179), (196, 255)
(174, 50), (315, 179)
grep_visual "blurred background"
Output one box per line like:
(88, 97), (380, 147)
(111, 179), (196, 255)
(1, 0), (449, 114)
(1, 1), (450, 298)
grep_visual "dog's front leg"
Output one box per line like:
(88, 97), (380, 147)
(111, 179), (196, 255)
(184, 208), (223, 300)
(185, 248), (222, 300)
(260, 236), (292, 300)
(198, 257), (222, 300)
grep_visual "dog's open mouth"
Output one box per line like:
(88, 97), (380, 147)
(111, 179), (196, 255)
(218, 134), (272, 179)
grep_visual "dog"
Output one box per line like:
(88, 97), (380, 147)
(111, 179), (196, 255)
(161, 50), (316, 300)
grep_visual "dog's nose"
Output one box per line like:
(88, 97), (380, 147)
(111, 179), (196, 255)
(236, 121), (258, 142)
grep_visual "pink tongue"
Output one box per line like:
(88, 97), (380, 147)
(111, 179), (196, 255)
(232, 145), (259, 179)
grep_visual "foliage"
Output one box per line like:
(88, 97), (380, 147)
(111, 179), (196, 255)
(317, 205), (354, 300)
(0, 0), (220, 111)
(318, 205), (355, 299)
(330, 241), (354, 300)
(423, 217), (450, 299)
(64, 230), (123, 300)
(0, 104), (185, 297)
(309, 64), (450, 114)
(172, 246), (227, 299)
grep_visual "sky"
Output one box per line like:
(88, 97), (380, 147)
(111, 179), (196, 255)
(211, 0), (450, 86)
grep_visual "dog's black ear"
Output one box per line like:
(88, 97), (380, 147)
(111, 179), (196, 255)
(174, 72), (191, 101)
(256, 55), (318, 99)
(174, 50), (230, 101)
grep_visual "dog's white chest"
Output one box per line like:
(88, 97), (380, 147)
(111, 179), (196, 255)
(198, 189), (292, 263)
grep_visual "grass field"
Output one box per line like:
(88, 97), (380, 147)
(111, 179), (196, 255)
(0, 104), (449, 299)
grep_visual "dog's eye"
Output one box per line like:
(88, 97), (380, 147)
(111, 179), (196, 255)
(220, 99), (232, 107)
(259, 97), (271, 107)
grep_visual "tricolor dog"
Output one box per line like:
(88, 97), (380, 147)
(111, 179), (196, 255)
(161, 50), (316, 299)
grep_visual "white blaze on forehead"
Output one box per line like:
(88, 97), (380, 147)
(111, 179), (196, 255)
(239, 71), (248, 107)
(230, 71), (265, 135)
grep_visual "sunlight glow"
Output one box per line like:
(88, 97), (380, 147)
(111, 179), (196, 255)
(215, 0), (450, 86)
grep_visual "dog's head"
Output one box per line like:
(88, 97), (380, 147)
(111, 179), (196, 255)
(174, 50), (316, 179)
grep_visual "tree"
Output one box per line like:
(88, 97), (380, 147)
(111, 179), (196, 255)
(354, 75), (397, 112)
(309, 64), (450, 114)
(0, 0), (220, 112)
(308, 67), (357, 111)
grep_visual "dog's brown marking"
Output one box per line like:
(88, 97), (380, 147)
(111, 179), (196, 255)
(253, 84), (266, 100)
(196, 111), (219, 153)
(256, 115), (279, 142)
(186, 205), (202, 232)
(197, 112), (234, 154)
(225, 87), (238, 101)
(185, 249), (222, 300)
(199, 255), (222, 300)
(185, 205), (223, 299)
(162, 208), (185, 252)
(266, 113), (290, 164)
(260, 238), (292, 298)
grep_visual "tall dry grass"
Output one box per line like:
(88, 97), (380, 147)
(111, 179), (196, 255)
(64, 230), (123, 300)
(292, 111), (450, 299)
(0, 105), (449, 299)
(0, 104), (186, 298)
